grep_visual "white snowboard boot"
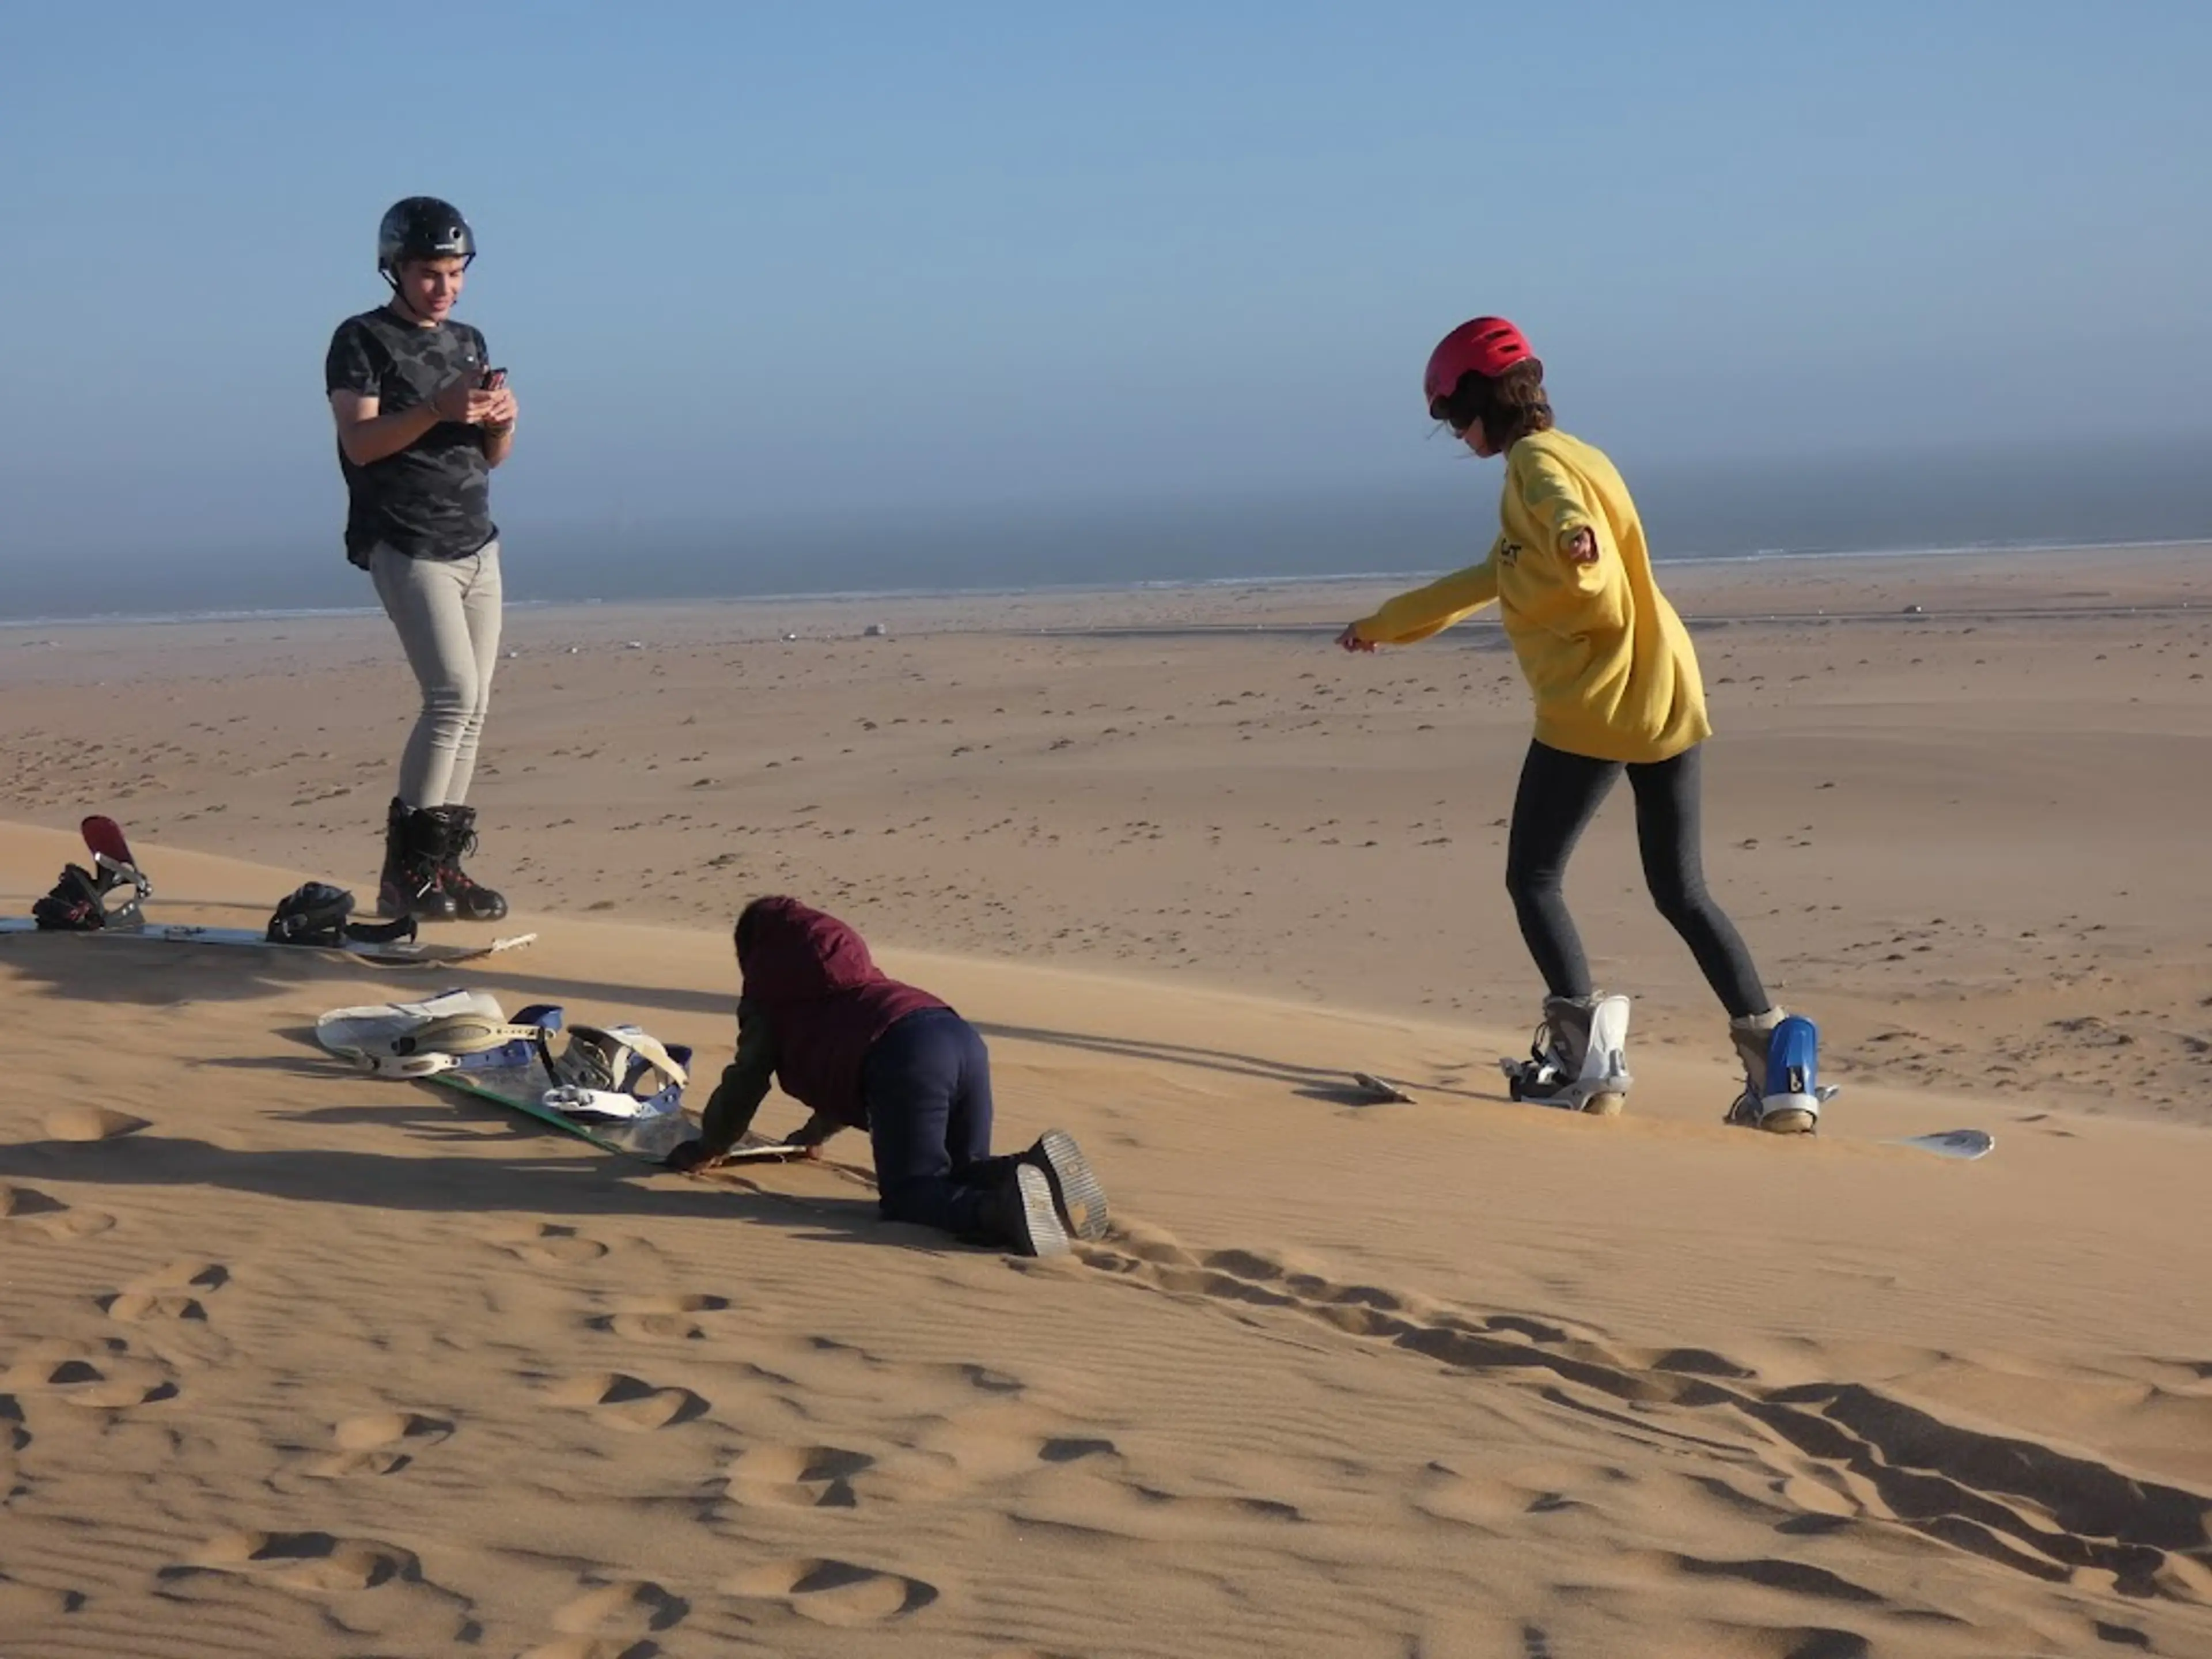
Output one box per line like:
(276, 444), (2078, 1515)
(1502, 993), (1633, 1115)
(1725, 1008), (1830, 1134)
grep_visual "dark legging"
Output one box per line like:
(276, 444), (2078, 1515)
(863, 1008), (995, 1236)
(1503, 739), (1768, 1018)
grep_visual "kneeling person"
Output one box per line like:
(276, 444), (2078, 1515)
(665, 896), (1107, 1256)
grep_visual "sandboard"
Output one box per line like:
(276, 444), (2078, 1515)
(314, 995), (796, 1171)
(423, 1059), (799, 1169)
(430, 1062), (636, 1154)
(138, 923), (536, 967)
(1885, 1128), (1994, 1161)
(1374, 1063), (1994, 1158)
(1350, 1071), (1416, 1104)
(0, 915), (537, 967)
(2, 815), (536, 967)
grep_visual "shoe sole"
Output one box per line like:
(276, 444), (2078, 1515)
(1029, 1130), (1109, 1241)
(1757, 1108), (1819, 1135)
(1012, 1164), (1071, 1257)
(1508, 1085), (1626, 1115)
(378, 891), (458, 923)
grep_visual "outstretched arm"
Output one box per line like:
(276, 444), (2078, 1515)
(1339, 554), (1502, 649)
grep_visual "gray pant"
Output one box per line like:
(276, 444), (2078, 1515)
(370, 541), (503, 809)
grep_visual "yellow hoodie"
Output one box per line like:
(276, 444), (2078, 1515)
(1350, 428), (1709, 764)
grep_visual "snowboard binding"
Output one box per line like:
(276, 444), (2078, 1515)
(266, 882), (419, 949)
(33, 818), (151, 931)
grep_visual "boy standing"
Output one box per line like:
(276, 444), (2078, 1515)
(326, 196), (516, 924)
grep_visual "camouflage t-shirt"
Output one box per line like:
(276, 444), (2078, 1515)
(324, 308), (499, 567)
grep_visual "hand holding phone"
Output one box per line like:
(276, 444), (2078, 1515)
(475, 366), (516, 435)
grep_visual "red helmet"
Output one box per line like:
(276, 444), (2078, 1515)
(1423, 317), (1536, 416)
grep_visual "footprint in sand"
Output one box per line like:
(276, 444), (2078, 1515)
(1658, 1552), (1885, 1607)
(1413, 1467), (1526, 1532)
(1037, 1435), (1120, 1465)
(164, 1529), (422, 1594)
(724, 1558), (937, 1626)
(547, 1579), (688, 1640)
(1124, 1487), (1305, 1527)
(0, 1339), (176, 1410)
(887, 1400), (1072, 1495)
(0, 1574), (86, 1623)
(725, 1442), (876, 1509)
(1414, 1460), (1630, 1531)
(305, 1411), (456, 1478)
(99, 1290), (206, 1323)
(100, 1261), (229, 1324)
(44, 1106), (151, 1142)
(0, 1182), (116, 1241)
(0, 1183), (66, 1220)
(549, 1373), (707, 1431)
(590, 1293), (730, 1342)
(487, 1222), (611, 1266)
(2, 1406), (31, 1504)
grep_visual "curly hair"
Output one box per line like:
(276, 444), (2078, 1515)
(1437, 360), (1553, 450)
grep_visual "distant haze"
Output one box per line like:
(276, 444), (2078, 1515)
(1, 434), (2205, 622)
(2, 5), (2206, 616)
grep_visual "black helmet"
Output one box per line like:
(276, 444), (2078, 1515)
(376, 196), (476, 281)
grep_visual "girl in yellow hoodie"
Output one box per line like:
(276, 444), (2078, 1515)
(1339, 317), (1813, 1132)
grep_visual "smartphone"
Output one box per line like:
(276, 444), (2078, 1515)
(480, 367), (507, 391)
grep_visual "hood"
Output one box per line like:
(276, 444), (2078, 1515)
(737, 896), (883, 1001)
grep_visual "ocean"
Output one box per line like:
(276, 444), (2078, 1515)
(3, 434), (2204, 626)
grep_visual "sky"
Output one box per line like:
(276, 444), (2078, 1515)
(1, 1), (2207, 593)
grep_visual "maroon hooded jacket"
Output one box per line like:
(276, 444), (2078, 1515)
(737, 897), (947, 1128)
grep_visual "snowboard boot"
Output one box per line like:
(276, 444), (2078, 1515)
(1725, 1009), (1823, 1134)
(967, 1161), (1071, 1257)
(422, 803), (509, 922)
(1502, 993), (1633, 1115)
(377, 798), (457, 922)
(952, 1132), (1109, 1242)
(1023, 1128), (1109, 1242)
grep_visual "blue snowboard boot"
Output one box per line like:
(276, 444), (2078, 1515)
(1726, 1010), (1834, 1134)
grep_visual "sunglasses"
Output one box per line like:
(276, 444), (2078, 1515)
(1430, 391), (1479, 434)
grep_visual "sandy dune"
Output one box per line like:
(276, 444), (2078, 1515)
(2, 548), (2210, 1656)
(4, 543), (2209, 1122)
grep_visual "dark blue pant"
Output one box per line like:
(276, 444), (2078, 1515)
(1504, 739), (1769, 1019)
(863, 1009), (995, 1236)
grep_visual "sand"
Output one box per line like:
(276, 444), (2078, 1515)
(1, 544), (2208, 1656)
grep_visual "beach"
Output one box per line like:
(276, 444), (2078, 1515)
(2, 543), (2210, 1656)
